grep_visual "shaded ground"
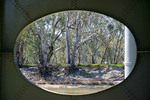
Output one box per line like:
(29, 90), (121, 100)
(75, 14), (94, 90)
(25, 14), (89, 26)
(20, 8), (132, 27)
(20, 64), (124, 94)
(20, 65), (124, 86)
(20, 65), (124, 94)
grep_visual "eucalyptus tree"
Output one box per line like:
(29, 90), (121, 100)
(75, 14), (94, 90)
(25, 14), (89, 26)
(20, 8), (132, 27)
(18, 10), (125, 75)
(110, 22), (124, 64)
(16, 34), (24, 66)
(22, 13), (66, 75)
(64, 11), (98, 66)
(99, 18), (124, 64)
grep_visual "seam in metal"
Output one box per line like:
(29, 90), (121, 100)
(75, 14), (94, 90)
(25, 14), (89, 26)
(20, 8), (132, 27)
(122, 0), (139, 19)
(137, 51), (150, 53)
(71, 0), (77, 9)
(120, 0), (139, 100)
(120, 83), (138, 100)
(12, 83), (30, 100)
(9, 0), (32, 22)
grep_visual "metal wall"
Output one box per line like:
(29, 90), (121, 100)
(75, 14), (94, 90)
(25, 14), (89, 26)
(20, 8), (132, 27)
(1, 0), (150, 100)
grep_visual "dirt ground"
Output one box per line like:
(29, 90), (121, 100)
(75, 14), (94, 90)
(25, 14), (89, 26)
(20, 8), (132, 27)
(20, 65), (124, 88)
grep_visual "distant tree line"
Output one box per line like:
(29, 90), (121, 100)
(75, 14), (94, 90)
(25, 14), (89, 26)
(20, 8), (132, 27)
(16, 11), (124, 74)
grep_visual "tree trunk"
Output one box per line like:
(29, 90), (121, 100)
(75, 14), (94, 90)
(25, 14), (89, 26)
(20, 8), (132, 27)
(91, 37), (98, 64)
(71, 45), (77, 65)
(65, 12), (71, 64)
(82, 45), (85, 64)
(113, 30), (122, 64)
(78, 48), (81, 64)
(19, 40), (24, 66)
(47, 43), (54, 64)
(71, 12), (83, 66)
(38, 29), (48, 75)
(94, 50), (98, 64)
(101, 47), (108, 64)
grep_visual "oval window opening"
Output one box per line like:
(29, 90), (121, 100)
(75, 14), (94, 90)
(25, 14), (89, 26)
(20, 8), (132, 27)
(14, 10), (137, 95)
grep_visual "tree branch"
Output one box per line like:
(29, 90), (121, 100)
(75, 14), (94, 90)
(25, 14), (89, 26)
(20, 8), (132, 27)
(77, 33), (97, 49)
(52, 28), (65, 43)
(54, 46), (65, 52)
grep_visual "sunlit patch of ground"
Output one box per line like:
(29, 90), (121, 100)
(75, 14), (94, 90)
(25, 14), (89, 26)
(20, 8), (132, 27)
(38, 84), (112, 95)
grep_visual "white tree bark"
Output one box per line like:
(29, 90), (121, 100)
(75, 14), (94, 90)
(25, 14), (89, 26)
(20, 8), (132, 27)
(65, 12), (71, 64)
(40, 33), (48, 67)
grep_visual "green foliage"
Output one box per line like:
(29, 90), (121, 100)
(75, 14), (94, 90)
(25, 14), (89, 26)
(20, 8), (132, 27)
(107, 24), (114, 31)
(17, 11), (125, 66)
(78, 63), (124, 67)
(110, 64), (124, 67)
(22, 64), (37, 67)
